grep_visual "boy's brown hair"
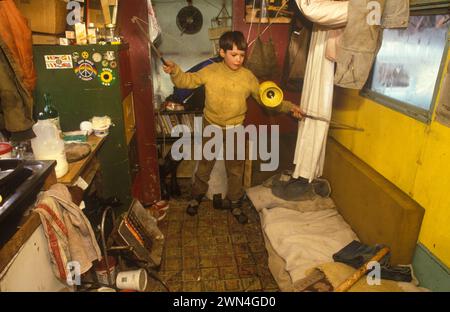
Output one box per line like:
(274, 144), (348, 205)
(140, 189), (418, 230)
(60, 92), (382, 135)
(219, 31), (247, 52)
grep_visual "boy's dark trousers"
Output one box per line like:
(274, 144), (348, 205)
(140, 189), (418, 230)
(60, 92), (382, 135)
(192, 120), (245, 201)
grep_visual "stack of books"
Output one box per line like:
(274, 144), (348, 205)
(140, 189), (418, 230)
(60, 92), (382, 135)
(156, 113), (197, 136)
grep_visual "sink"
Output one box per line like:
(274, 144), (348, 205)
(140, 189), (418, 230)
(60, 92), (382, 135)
(0, 159), (56, 247)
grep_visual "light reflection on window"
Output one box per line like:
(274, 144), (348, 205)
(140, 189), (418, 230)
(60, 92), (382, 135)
(369, 15), (449, 111)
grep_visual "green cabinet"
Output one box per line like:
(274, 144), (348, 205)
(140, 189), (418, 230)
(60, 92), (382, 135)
(33, 44), (136, 212)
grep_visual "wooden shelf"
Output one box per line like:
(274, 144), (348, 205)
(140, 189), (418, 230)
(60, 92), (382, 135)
(156, 134), (199, 143)
(155, 110), (203, 115)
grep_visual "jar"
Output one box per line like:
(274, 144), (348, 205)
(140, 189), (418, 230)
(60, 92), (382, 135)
(105, 24), (116, 42)
(95, 256), (117, 286)
(0, 142), (12, 159)
(87, 22), (98, 44)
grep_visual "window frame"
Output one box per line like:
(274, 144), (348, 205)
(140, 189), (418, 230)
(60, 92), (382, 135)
(360, 3), (450, 124)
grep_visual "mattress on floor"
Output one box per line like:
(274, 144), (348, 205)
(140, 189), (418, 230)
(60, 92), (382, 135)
(247, 185), (427, 292)
(261, 207), (358, 285)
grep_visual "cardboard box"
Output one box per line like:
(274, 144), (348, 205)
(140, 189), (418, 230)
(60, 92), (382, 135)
(32, 33), (59, 45)
(14, 0), (67, 34)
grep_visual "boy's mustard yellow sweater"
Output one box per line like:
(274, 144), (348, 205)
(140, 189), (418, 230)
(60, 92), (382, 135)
(170, 62), (294, 127)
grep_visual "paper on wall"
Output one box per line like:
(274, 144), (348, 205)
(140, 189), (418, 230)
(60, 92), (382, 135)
(44, 55), (73, 69)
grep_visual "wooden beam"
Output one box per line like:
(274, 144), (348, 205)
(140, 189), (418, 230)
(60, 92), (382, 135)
(100, 0), (112, 24)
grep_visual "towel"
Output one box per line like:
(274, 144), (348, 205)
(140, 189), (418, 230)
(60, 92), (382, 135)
(35, 184), (102, 282)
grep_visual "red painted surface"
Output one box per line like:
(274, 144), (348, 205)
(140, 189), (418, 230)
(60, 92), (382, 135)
(118, 0), (160, 204)
(233, 0), (299, 134)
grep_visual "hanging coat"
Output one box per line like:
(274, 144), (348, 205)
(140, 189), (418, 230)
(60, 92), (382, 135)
(0, 0), (36, 92)
(0, 39), (35, 141)
(0, 0), (36, 141)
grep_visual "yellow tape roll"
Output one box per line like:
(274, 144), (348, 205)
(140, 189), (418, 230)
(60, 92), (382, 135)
(259, 81), (284, 108)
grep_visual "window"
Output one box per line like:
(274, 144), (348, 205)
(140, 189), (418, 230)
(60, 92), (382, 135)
(362, 12), (449, 123)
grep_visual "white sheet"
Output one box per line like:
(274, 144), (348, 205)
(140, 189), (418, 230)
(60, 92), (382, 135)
(295, 0), (348, 27)
(292, 0), (349, 181)
(262, 207), (358, 283)
(292, 25), (334, 181)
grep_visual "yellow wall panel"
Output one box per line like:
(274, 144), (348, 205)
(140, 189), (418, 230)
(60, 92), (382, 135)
(330, 51), (450, 267)
(332, 89), (426, 195)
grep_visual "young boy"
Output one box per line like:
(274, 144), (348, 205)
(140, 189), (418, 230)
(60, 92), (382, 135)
(163, 31), (302, 223)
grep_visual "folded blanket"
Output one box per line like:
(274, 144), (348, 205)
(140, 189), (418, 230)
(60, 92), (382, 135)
(262, 208), (358, 283)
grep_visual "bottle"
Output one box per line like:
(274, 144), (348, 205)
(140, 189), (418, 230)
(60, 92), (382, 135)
(87, 23), (98, 44)
(31, 119), (68, 178)
(39, 93), (61, 130)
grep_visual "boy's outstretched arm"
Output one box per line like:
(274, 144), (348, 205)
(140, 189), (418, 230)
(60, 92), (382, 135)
(163, 60), (206, 89)
(285, 100), (304, 119)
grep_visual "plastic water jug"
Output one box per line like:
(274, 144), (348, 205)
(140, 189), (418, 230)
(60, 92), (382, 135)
(31, 120), (68, 178)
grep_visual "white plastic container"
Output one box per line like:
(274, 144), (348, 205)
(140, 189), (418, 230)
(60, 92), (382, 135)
(31, 119), (69, 178)
(116, 269), (147, 291)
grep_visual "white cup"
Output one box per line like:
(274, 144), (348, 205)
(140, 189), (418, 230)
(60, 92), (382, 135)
(80, 121), (93, 135)
(116, 269), (147, 292)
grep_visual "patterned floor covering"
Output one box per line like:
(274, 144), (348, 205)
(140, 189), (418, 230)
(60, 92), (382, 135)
(147, 181), (279, 292)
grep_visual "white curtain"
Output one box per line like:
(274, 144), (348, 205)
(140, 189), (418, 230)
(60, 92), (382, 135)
(293, 0), (348, 181)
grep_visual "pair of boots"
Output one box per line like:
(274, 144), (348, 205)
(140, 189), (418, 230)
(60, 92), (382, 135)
(333, 240), (413, 282)
(186, 194), (248, 224)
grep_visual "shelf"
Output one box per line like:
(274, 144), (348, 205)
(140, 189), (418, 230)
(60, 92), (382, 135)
(155, 110), (203, 115)
(156, 134), (197, 143)
(157, 136), (182, 143)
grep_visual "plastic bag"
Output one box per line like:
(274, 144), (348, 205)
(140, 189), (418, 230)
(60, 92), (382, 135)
(245, 37), (279, 80)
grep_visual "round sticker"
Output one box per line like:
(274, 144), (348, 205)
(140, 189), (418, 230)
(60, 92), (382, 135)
(109, 61), (117, 69)
(102, 60), (109, 67)
(81, 51), (89, 59)
(99, 68), (115, 86)
(92, 52), (102, 63)
(74, 60), (97, 81)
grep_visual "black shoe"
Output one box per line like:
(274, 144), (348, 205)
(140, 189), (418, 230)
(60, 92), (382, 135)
(231, 207), (248, 224)
(186, 199), (199, 216)
(186, 195), (204, 216)
(223, 197), (248, 224)
(213, 193), (228, 210)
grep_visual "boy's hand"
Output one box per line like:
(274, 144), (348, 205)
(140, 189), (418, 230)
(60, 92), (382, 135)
(162, 60), (176, 74)
(290, 105), (304, 119)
